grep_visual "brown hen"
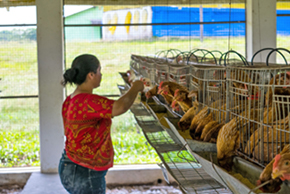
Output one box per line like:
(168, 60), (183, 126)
(157, 81), (188, 105)
(265, 73), (290, 106)
(178, 101), (199, 132)
(256, 145), (290, 193)
(171, 88), (192, 113)
(145, 81), (187, 106)
(194, 113), (213, 139)
(200, 121), (219, 141)
(189, 106), (210, 137)
(217, 108), (261, 171)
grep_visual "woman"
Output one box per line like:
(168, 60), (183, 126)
(58, 54), (144, 194)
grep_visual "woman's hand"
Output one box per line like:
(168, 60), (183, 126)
(131, 80), (144, 92)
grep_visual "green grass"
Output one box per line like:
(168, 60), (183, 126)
(0, 36), (290, 167)
(112, 131), (161, 164)
(0, 98), (39, 131)
(0, 129), (40, 167)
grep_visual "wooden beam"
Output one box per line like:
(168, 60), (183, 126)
(1, 0), (247, 7)
(1, 0), (290, 7)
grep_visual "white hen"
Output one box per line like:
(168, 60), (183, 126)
(140, 77), (153, 93)
(126, 69), (136, 83)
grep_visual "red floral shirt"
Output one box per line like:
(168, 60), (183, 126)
(62, 93), (115, 171)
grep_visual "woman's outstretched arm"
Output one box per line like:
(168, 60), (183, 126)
(112, 80), (144, 117)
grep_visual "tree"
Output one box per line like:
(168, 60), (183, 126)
(0, 28), (36, 41)
(0, 30), (13, 41)
(23, 28), (37, 41)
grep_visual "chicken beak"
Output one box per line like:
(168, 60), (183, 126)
(272, 168), (283, 179)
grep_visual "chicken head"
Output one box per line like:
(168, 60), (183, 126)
(272, 153), (290, 181)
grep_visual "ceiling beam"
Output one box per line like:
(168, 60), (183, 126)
(1, 0), (290, 8)
(0, 0), (246, 7)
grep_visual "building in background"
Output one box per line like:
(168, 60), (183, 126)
(64, 5), (290, 41)
(151, 6), (245, 37)
(64, 6), (103, 41)
(102, 6), (152, 41)
(102, 6), (245, 41)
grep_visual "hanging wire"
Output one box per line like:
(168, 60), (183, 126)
(176, 142), (196, 163)
(154, 0), (157, 55)
(247, 179), (272, 194)
(62, 0), (67, 97)
(210, 153), (234, 194)
(258, 0), (262, 62)
(189, 0), (192, 51)
(228, 0), (232, 52)
(167, 0), (169, 50)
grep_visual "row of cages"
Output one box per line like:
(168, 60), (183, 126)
(130, 48), (290, 168)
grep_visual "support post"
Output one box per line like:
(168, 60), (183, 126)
(36, 0), (65, 173)
(246, 0), (276, 63)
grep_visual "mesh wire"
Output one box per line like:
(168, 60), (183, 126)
(128, 96), (232, 193)
(227, 65), (290, 167)
(0, 5), (39, 167)
(63, 1), (247, 96)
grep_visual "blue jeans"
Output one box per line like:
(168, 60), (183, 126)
(58, 151), (108, 194)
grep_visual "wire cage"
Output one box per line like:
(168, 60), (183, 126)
(131, 54), (145, 76)
(143, 60), (156, 83)
(155, 62), (169, 84)
(132, 99), (231, 194)
(130, 54), (141, 74)
(132, 55), (155, 82)
(190, 65), (227, 123)
(130, 58), (139, 75)
(131, 54), (168, 84)
(227, 64), (290, 167)
(218, 50), (250, 67)
(155, 50), (192, 87)
(168, 51), (191, 65)
(250, 47), (290, 66)
(168, 64), (191, 88)
(155, 49), (182, 62)
(188, 49), (222, 65)
(137, 57), (149, 78)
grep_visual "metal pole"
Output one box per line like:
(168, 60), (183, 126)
(199, 5), (204, 42)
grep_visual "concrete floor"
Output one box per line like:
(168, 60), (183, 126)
(20, 164), (175, 194)
(21, 172), (68, 194)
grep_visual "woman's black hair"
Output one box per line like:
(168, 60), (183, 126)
(62, 54), (100, 86)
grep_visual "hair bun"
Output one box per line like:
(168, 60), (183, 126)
(63, 68), (78, 83)
(62, 54), (99, 86)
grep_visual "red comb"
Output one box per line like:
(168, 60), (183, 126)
(174, 89), (180, 97)
(163, 90), (168, 95)
(158, 81), (164, 91)
(171, 100), (177, 108)
(172, 101), (180, 111)
(273, 154), (281, 169)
